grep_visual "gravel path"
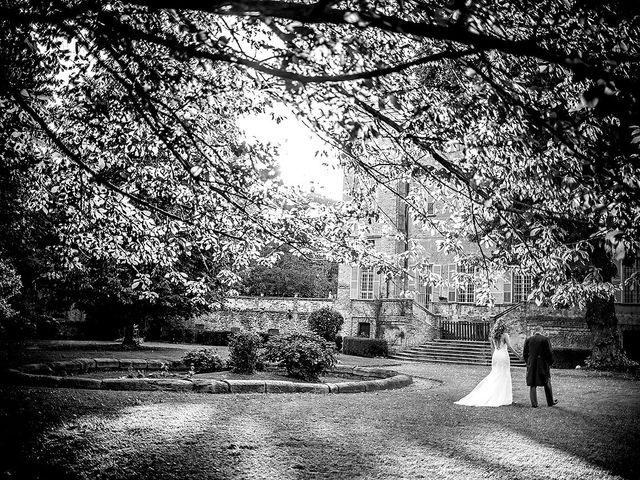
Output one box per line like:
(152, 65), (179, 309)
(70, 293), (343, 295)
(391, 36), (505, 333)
(1, 345), (639, 480)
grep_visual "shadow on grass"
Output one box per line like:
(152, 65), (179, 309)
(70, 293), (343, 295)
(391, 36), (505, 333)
(400, 383), (640, 479)
(1, 357), (639, 480)
(3, 393), (378, 480)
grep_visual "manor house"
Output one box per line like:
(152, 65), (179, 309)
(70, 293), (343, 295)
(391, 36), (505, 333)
(332, 169), (640, 359)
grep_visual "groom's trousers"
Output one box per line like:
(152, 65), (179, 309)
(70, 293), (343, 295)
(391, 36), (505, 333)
(530, 379), (554, 407)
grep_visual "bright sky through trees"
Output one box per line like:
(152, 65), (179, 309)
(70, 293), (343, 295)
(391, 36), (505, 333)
(237, 109), (343, 200)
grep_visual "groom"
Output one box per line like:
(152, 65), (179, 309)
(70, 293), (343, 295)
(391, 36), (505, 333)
(523, 325), (558, 408)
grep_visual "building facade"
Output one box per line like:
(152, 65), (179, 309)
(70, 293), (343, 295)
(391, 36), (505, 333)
(334, 173), (640, 359)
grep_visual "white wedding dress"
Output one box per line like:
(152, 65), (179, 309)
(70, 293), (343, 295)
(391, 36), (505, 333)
(454, 340), (513, 407)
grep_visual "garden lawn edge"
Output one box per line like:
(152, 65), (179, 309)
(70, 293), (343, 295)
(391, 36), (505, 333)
(1, 360), (413, 394)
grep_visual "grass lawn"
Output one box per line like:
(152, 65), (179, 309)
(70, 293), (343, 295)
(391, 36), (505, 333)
(0, 341), (638, 479)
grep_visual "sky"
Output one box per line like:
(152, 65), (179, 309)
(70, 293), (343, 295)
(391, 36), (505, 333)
(237, 108), (343, 201)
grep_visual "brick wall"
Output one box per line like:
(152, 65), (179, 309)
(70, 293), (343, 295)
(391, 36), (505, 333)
(339, 299), (411, 337)
(500, 304), (591, 352)
(333, 298), (441, 349)
(429, 302), (514, 320)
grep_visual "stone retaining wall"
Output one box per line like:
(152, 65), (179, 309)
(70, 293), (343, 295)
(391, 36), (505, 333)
(498, 304), (591, 352)
(189, 297), (335, 334)
(2, 358), (413, 394)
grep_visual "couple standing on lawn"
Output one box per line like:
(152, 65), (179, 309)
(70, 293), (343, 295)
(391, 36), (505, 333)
(454, 321), (558, 408)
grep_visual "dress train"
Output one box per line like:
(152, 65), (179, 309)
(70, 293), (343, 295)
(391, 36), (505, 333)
(454, 342), (513, 407)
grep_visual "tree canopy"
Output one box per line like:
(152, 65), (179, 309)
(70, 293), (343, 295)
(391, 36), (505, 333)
(2, 0), (639, 364)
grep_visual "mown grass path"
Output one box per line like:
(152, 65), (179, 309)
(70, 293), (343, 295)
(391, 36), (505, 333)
(1, 342), (638, 479)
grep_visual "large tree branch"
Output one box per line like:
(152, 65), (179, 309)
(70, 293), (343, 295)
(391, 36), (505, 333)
(126, 0), (635, 87)
(98, 13), (481, 84)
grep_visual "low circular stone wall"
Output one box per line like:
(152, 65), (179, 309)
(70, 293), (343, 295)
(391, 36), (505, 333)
(1, 358), (413, 394)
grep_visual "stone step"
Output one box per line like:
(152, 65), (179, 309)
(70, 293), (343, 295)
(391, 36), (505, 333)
(389, 353), (527, 367)
(429, 339), (490, 345)
(391, 352), (490, 362)
(409, 345), (490, 353)
(401, 345), (490, 354)
(389, 355), (492, 366)
(397, 350), (491, 358)
(392, 341), (526, 367)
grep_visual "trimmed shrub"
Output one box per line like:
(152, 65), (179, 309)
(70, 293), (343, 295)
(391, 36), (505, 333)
(228, 331), (262, 374)
(264, 332), (336, 381)
(182, 348), (226, 373)
(342, 336), (388, 358)
(308, 307), (344, 341)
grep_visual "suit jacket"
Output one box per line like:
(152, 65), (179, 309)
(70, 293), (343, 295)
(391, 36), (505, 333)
(523, 333), (554, 386)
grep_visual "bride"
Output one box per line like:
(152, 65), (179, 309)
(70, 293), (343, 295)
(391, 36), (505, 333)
(454, 320), (519, 407)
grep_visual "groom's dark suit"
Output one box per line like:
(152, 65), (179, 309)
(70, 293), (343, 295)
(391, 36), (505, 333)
(523, 332), (556, 407)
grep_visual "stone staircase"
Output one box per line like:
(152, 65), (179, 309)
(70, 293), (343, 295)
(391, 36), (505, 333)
(389, 339), (526, 367)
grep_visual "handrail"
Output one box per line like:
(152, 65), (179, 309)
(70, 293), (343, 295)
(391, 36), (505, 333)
(412, 301), (443, 319)
(490, 302), (525, 323)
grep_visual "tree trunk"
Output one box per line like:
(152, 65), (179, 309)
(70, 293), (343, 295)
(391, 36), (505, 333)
(584, 246), (636, 370)
(122, 319), (137, 347)
(584, 295), (629, 368)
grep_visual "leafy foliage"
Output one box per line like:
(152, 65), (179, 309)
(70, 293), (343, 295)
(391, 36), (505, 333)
(228, 332), (263, 374)
(2, 1), (639, 366)
(342, 337), (389, 358)
(0, 256), (30, 340)
(0, 4), (350, 320)
(240, 249), (338, 298)
(0, 256), (21, 322)
(182, 348), (227, 374)
(308, 307), (344, 342)
(263, 332), (336, 382)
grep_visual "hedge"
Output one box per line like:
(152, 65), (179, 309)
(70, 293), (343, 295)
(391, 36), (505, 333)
(553, 348), (591, 369)
(342, 337), (388, 358)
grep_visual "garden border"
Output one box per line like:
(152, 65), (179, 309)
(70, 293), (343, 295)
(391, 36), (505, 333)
(1, 358), (413, 394)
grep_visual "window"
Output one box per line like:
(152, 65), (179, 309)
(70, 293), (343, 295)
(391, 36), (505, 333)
(424, 193), (435, 216)
(623, 259), (640, 304)
(425, 264), (433, 300)
(360, 267), (375, 300)
(447, 264), (456, 302)
(503, 273), (512, 304)
(444, 264), (475, 303)
(416, 265), (433, 305)
(513, 274), (532, 302)
(457, 265), (475, 304)
(504, 272), (533, 303)
(350, 239), (379, 300)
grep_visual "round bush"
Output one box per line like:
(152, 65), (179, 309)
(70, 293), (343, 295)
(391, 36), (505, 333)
(228, 331), (262, 374)
(308, 307), (344, 342)
(264, 332), (336, 382)
(182, 348), (226, 373)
